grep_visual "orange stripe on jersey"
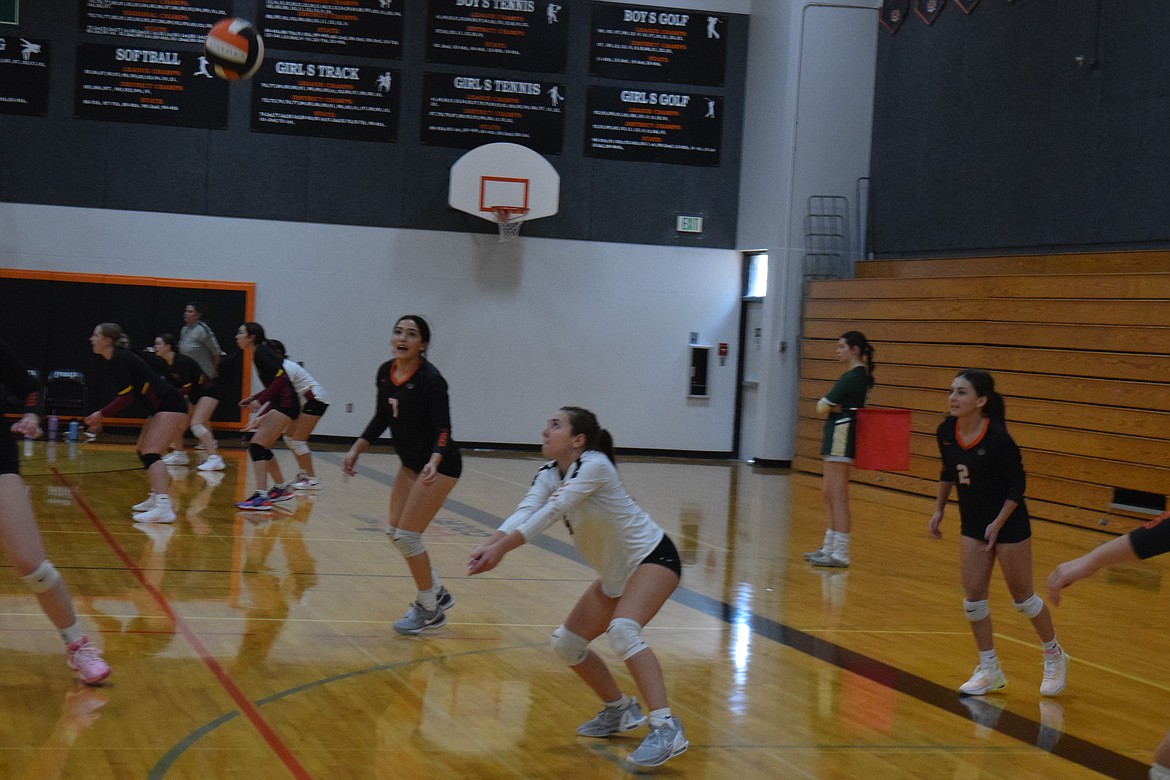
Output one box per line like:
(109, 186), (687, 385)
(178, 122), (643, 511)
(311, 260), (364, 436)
(1143, 509), (1170, 530)
(955, 417), (989, 450)
(436, 429), (449, 448)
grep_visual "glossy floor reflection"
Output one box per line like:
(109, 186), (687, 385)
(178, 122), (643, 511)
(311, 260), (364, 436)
(0, 441), (1165, 778)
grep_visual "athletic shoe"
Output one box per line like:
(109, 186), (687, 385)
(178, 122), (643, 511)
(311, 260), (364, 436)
(236, 491), (273, 511)
(436, 585), (455, 612)
(808, 550), (849, 568)
(131, 494), (156, 512)
(1040, 649), (1070, 696)
(577, 697), (647, 737)
(958, 663), (1007, 695)
(162, 451), (189, 466)
(803, 547), (827, 562)
(293, 475), (320, 490)
(392, 601), (447, 635)
(627, 716), (688, 767)
(197, 455), (225, 472)
(133, 498), (176, 523)
(66, 637), (111, 685)
(267, 485), (296, 504)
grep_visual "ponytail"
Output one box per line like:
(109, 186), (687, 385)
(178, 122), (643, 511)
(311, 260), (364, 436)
(96, 322), (131, 350)
(840, 330), (876, 387)
(560, 406), (617, 465)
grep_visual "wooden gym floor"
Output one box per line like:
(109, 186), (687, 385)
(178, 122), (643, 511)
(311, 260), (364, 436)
(0, 439), (1164, 779)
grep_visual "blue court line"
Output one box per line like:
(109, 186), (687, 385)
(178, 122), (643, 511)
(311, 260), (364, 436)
(153, 453), (1147, 779)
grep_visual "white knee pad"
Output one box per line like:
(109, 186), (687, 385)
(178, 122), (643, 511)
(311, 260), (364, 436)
(191, 423), (210, 439)
(963, 598), (990, 622)
(1014, 593), (1044, 618)
(391, 528), (426, 558)
(550, 625), (590, 666)
(281, 434), (310, 456)
(606, 617), (648, 661)
(22, 560), (60, 594)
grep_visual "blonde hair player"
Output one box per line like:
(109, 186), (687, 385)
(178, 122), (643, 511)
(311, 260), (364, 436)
(468, 406), (688, 768)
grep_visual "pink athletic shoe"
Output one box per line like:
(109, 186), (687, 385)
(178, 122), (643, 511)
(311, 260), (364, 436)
(66, 637), (111, 685)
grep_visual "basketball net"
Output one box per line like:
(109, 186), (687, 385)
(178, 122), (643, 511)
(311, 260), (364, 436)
(491, 206), (528, 242)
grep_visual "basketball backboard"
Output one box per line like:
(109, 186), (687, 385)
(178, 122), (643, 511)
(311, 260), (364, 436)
(448, 142), (560, 224)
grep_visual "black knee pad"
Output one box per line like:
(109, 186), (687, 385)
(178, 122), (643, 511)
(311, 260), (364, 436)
(139, 452), (162, 470)
(248, 442), (274, 462)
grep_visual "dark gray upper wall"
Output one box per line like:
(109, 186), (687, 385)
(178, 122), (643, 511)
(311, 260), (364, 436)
(869, 0), (1170, 258)
(0, 1), (747, 248)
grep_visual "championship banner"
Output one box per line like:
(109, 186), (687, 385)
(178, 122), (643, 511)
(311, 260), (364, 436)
(80, 0), (231, 43)
(259, 0), (403, 60)
(915, 0), (945, 25)
(74, 42), (228, 129)
(590, 3), (727, 87)
(251, 58), (399, 142)
(584, 85), (721, 166)
(880, 0), (910, 33)
(426, 0), (569, 73)
(0, 36), (48, 115)
(420, 70), (565, 153)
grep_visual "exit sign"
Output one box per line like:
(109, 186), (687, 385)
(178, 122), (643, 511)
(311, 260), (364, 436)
(676, 215), (703, 233)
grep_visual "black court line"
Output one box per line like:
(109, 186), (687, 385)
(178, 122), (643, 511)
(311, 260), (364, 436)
(321, 453), (1148, 778)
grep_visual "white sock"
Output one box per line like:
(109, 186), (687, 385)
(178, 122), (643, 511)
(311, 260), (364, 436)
(978, 649), (999, 667)
(417, 587), (438, 611)
(820, 529), (833, 552)
(648, 707), (673, 726)
(1042, 638), (1060, 654)
(605, 694), (630, 709)
(833, 532), (851, 561)
(60, 621), (84, 645)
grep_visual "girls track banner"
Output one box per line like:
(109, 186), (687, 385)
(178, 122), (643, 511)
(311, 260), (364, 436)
(251, 58), (400, 142)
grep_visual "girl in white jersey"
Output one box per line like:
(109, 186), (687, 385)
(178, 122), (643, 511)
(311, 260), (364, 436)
(269, 341), (329, 490)
(467, 407), (687, 769)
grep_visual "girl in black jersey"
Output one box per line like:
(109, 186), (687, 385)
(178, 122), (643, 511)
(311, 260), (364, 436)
(928, 369), (1068, 697)
(1048, 515), (1170, 778)
(0, 337), (110, 684)
(805, 330), (874, 568)
(343, 315), (462, 635)
(151, 333), (224, 472)
(235, 322), (299, 511)
(86, 323), (188, 524)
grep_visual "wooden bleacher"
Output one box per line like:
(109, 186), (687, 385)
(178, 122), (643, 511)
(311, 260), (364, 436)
(795, 251), (1170, 534)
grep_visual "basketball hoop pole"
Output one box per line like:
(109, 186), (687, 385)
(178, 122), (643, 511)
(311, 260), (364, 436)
(492, 206), (528, 242)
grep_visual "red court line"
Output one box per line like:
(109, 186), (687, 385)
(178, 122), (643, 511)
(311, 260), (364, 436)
(52, 468), (313, 780)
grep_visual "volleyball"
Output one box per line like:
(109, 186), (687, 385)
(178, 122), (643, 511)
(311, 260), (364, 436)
(204, 18), (264, 80)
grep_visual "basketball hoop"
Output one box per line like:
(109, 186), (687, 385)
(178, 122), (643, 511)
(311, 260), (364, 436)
(491, 206), (528, 242)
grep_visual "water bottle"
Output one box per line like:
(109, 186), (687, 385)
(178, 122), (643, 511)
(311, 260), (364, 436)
(67, 420), (79, 441)
(47, 412), (59, 439)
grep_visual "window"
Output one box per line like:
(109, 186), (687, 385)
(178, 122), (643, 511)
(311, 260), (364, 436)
(743, 252), (768, 299)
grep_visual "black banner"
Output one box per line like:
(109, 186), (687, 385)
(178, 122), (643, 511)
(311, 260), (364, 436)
(0, 36), (49, 116)
(251, 58), (399, 142)
(590, 3), (727, 86)
(79, 0), (231, 43)
(584, 85), (720, 166)
(260, 0), (403, 60)
(426, 0), (569, 73)
(74, 42), (228, 129)
(420, 70), (564, 153)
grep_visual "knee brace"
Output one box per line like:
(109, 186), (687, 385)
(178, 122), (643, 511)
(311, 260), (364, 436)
(391, 528), (426, 558)
(191, 423), (209, 439)
(606, 617), (648, 661)
(139, 452), (162, 470)
(550, 625), (590, 666)
(21, 560), (60, 594)
(1013, 593), (1044, 618)
(963, 598), (990, 622)
(282, 434), (311, 456)
(248, 443), (273, 462)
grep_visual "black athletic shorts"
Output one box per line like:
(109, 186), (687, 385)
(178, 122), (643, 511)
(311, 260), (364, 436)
(399, 449), (462, 479)
(639, 533), (682, 578)
(0, 438), (20, 476)
(302, 398), (328, 417)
